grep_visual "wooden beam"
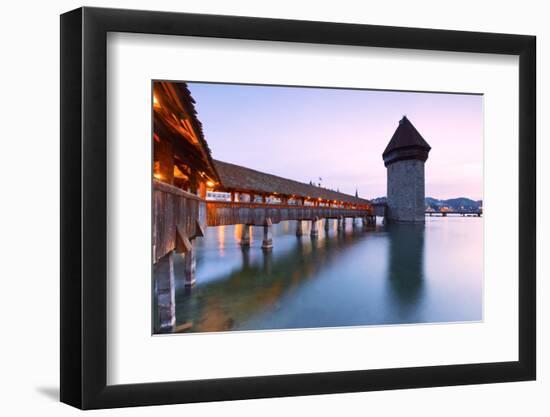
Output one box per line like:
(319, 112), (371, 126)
(176, 225), (192, 253)
(193, 220), (205, 238)
(156, 136), (174, 185)
(154, 113), (214, 176)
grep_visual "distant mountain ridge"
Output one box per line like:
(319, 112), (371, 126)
(370, 196), (483, 211)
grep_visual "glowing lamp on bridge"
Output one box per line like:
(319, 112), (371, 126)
(153, 94), (161, 108)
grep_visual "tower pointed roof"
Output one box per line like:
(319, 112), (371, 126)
(382, 116), (431, 166)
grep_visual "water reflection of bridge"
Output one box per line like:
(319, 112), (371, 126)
(170, 224), (380, 333)
(164, 222), (427, 333)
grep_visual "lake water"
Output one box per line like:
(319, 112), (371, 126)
(167, 216), (483, 333)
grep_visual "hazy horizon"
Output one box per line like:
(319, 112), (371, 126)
(187, 82), (484, 201)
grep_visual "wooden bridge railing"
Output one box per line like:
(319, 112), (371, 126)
(153, 180), (206, 264)
(206, 201), (373, 227)
(153, 180), (377, 262)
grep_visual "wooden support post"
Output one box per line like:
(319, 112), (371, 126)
(183, 240), (196, 287)
(198, 181), (206, 199)
(240, 224), (251, 246)
(262, 218), (273, 251)
(296, 220), (303, 236)
(189, 170), (199, 195)
(155, 251), (175, 332)
(157, 138), (174, 185)
(311, 217), (319, 237)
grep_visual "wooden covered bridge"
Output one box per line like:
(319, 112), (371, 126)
(152, 81), (378, 331)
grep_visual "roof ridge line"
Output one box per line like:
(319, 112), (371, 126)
(213, 159), (370, 203)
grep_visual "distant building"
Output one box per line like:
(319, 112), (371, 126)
(383, 116), (431, 223)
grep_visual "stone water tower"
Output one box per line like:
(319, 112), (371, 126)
(383, 116), (431, 223)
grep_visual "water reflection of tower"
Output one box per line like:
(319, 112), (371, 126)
(386, 223), (425, 317)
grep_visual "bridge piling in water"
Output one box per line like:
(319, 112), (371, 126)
(262, 218), (273, 251)
(324, 218), (330, 231)
(155, 251), (175, 332)
(311, 217), (319, 237)
(337, 216), (344, 231)
(240, 224), (251, 246)
(183, 242), (197, 286)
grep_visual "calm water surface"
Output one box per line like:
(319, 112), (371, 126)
(169, 217), (483, 333)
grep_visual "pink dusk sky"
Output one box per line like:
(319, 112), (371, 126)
(188, 82), (484, 201)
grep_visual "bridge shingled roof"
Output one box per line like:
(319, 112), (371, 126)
(213, 160), (371, 205)
(382, 116), (431, 157)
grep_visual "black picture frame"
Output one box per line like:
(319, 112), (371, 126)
(60, 6), (536, 410)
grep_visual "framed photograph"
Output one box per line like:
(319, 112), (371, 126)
(60, 7), (536, 409)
